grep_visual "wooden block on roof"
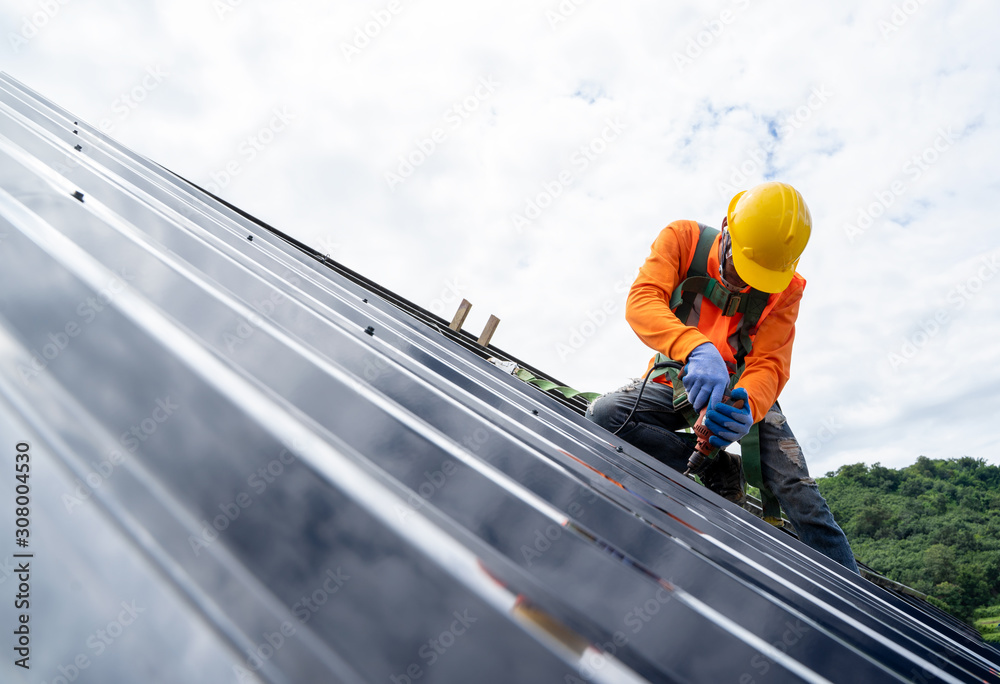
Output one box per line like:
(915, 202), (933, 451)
(477, 314), (500, 347)
(449, 298), (472, 331)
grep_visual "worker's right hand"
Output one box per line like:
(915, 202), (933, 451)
(705, 387), (753, 448)
(682, 343), (729, 412)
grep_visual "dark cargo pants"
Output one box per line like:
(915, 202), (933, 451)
(586, 379), (859, 573)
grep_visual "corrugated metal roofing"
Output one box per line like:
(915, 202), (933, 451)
(0, 73), (997, 683)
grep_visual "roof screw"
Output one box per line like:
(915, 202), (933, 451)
(364, 326), (374, 336)
(72, 191), (84, 202)
(531, 409), (538, 415)
(73, 129), (78, 134)
(247, 235), (253, 241)
(616, 446), (624, 453)
(362, 298), (368, 304)
(74, 144), (82, 151)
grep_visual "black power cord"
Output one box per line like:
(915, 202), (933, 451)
(611, 359), (684, 436)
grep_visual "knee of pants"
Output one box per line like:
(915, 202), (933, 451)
(768, 473), (828, 518)
(586, 394), (621, 432)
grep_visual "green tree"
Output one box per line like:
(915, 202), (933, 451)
(852, 499), (895, 539)
(818, 456), (1000, 628)
(924, 544), (956, 584)
(931, 582), (964, 614)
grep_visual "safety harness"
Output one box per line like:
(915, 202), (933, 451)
(650, 223), (782, 523)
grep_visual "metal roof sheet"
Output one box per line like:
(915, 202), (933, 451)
(0, 73), (997, 683)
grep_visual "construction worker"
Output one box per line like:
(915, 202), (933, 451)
(586, 182), (859, 573)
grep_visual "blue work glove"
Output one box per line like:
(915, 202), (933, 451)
(682, 343), (729, 412)
(704, 387), (754, 449)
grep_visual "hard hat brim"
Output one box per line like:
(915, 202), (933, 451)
(731, 244), (796, 294)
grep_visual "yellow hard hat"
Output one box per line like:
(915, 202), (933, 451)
(726, 181), (812, 293)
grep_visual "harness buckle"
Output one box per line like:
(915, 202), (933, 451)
(722, 292), (743, 317)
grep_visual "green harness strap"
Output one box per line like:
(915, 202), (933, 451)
(669, 224), (771, 382)
(649, 356), (698, 425)
(514, 368), (602, 403)
(658, 224), (783, 524)
(737, 422), (781, 523)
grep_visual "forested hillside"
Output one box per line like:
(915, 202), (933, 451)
(817, 456), (1000, 639)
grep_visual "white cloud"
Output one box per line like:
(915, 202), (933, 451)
(5, 0), (999, 474)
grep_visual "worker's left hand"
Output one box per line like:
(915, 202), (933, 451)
(705, 387), (754, 448)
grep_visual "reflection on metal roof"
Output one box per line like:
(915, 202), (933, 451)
(0, 73), (997, 683)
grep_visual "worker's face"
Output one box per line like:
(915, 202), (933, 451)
(718, 229), (749, 292)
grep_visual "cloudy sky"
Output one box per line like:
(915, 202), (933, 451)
(4, 0), (999, 476)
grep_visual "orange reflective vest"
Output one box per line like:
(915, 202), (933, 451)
(626, 220), (806, 423)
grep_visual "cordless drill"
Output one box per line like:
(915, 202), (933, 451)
(683, 389), (744, 477)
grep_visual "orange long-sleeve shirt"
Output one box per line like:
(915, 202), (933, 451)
(625, 220), (806, 423)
